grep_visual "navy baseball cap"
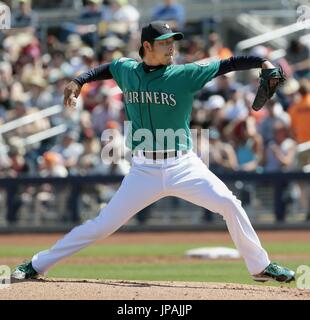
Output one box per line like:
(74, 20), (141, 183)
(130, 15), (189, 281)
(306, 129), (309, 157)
(139, 21), (184, 57)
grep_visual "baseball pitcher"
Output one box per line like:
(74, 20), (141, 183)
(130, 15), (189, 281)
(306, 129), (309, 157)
(12, 21), (293, 283)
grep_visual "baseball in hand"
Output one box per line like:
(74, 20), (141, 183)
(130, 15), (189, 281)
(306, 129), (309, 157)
(70, 97), (77, 108)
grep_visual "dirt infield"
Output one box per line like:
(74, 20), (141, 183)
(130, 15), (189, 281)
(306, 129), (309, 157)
(1, 231), (310, 300)
(1, 278), (309, 300)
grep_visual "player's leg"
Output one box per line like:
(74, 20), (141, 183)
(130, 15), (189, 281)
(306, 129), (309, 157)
(167, 153), (270, 275)
(14, 163), (164, 277)
(168, 153), (295, 282)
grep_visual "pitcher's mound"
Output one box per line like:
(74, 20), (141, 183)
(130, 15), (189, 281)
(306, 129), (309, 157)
(3, 278), (309, 300)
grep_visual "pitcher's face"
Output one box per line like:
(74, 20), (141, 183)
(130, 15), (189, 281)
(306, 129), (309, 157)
(145, 38), (175, 65)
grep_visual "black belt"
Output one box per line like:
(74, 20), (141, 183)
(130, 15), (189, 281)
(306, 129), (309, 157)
(134, 150), (188, 160)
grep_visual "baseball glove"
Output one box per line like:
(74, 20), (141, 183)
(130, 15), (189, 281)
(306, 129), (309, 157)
(252, 66), (286, 111)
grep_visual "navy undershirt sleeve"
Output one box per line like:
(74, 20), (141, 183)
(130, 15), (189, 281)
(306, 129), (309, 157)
(216, 56), (266, 76)
(73, 63), (113, 86)
(73, 56), (266, 85)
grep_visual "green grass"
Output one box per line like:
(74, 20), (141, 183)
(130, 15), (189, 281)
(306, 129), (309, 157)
(0, 242), (309, 257)
(46, 261), (305, 287)
(48, 261), (250, 282)
(2, 241), (309, 287)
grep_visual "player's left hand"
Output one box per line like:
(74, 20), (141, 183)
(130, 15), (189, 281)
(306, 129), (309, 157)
(252, 62), (286, 111)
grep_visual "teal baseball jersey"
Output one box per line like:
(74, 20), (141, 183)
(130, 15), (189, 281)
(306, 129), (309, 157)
(109, 58), (220, 151)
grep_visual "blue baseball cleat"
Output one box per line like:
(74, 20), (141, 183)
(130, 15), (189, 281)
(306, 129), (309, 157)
(252, 262), (295, 283)
(11, 261), (39, 280)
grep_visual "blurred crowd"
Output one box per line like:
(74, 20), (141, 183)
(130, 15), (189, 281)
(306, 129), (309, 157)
(0, 0), (309, 222)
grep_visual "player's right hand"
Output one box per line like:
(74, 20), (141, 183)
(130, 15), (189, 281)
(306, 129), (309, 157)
(64, 80), (82, 108)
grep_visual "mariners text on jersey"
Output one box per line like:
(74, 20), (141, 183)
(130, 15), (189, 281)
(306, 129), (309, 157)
(109, 57), (221, 151)
(123, 90), (177, 107)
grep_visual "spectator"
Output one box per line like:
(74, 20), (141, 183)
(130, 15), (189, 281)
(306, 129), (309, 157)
(49, 69), (74, 107)
(60, 0), (103, 46)
(79, 80), (102, 112)
(0, 61), (14, 88)
(175, 36), (207, 63)
(264, 121), (296, 172)
(78, 136), (102, 175)
(279, 77), (300, 111)
(259, 99), (291, 146)
(49, 50), (74, 76)
(232, 117), (263, 171)
(223, 85), (248, 122)
(12, 0), (38, 30)
(80, 0), (104, 47)
(0, 152), (11, 178)
(79, 110), (96, 140)
(38, 151), (68, 178)
(25, 74), (53, 109)
(81, 0), (103, 20)
(51, 130), (84, 173)
(244, 91), (268, 125)
(286, 39), (310, 79)
(264, 121), (297, 222)
(0, 82), (10, 115)
(97, 120), (130, 175)
(151, 0), (185, 30)
(91, 87), (122, 135)
(207, 31), (233, 59)
(78, 46), (97, 70)
(288, 79), (310, 144)
(108, 0), (140, 36)
(100, 35), (126, 58)
(209, 73), (240, 101)
(35, 151), (69, 224)
(203, 94), (226, 129)
(0, 104), (7, 125)
(3, 136), (30, 177)
(66, 35), (85, 69)
(208, 127), (238, 172)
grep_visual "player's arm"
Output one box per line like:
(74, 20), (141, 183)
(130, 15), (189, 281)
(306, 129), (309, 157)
(186, 56), (276, 93)
(64, 63), (113, 108)
(216, 56), (285, 111)
(215, 56), (275, 77)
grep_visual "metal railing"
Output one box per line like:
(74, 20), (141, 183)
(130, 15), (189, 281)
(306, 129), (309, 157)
(0, 104), (67, 146)
(236, 19), (310, 51)
(0, 171), (309, 227)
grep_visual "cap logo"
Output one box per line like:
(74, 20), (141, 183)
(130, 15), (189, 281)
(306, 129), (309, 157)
(163, 24), (170, 31)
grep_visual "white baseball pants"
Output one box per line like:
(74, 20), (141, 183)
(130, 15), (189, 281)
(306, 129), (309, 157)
(32, 151), (270, 275)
